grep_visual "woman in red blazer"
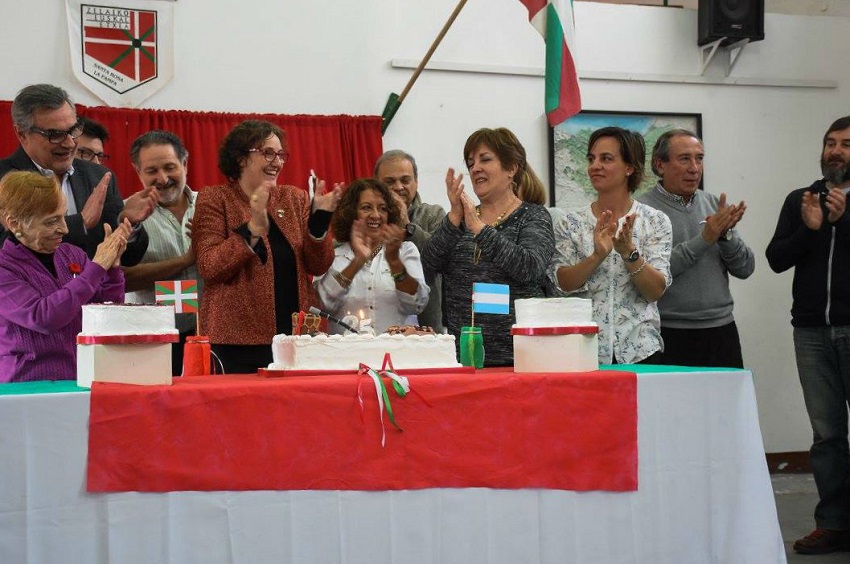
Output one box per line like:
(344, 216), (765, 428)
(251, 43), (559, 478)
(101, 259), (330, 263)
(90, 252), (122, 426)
(192, 120), (342, 373)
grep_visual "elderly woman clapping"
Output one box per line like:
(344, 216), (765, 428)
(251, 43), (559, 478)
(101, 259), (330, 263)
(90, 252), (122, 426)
(0, 171), (129, 383)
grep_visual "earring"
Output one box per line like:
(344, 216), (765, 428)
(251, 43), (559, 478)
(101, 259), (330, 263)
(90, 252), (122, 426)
(14, 232), (22, 238)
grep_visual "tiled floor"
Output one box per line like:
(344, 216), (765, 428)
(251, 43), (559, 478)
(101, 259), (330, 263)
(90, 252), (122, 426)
(773, 474), (850, 563)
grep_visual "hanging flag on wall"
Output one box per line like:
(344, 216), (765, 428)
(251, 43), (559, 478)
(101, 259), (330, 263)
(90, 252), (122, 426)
(65, 0), (175, 108)
(520, 0), (582, 126)
(155, 279), (199, 314)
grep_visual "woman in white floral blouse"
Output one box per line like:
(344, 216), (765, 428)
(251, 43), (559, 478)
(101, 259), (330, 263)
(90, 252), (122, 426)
(549, 127), (672, 364)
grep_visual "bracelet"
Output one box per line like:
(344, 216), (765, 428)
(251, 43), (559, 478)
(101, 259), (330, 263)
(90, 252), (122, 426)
(391, 269), (408, 283)
(628, 259), (646, 278)
(333, 270), (353, 288)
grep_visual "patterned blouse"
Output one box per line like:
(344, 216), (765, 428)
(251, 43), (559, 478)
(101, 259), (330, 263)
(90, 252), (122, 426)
(421, 203), (554, 367)
(549, 201), (672, 364)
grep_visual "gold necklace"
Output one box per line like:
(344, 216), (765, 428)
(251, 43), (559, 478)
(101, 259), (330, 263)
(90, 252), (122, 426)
(473, 200), (519, 265)
(367, 244), (383, 263)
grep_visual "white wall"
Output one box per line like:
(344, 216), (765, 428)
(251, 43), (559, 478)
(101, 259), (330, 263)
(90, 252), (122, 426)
(2, 0), (849, 453)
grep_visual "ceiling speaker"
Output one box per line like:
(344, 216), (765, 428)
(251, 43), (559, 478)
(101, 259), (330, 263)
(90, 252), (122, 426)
(698, 0), (764, 46)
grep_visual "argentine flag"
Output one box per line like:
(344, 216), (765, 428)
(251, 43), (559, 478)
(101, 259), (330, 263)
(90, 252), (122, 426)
(472, 283), (510, 314)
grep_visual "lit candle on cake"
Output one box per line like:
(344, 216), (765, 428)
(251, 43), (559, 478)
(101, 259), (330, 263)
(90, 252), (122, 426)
(358, 309), (374, 335)
(341, 312), (360, 333)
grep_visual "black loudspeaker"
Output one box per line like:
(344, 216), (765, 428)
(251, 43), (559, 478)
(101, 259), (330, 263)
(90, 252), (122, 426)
(698, 0), (764, 46)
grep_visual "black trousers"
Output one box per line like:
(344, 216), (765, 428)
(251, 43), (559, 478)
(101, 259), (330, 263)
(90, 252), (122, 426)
(657, 321), (745, 369)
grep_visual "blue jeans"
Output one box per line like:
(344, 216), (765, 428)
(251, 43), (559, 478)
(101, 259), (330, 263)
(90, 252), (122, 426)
(794, 326), (850, 530)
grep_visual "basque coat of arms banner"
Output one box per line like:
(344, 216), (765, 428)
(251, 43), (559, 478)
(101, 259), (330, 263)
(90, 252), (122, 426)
(65, 0), (175, 107)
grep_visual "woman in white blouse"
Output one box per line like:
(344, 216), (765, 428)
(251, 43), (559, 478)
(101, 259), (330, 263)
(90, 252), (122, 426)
(315, 178), (429, 334)
(550, 127), (672, 364)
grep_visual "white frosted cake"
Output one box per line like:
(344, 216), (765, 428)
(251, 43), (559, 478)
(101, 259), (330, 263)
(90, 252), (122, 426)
(80, 303), (179, 336)
(269, 333), (461, 371)
(77, 304), (178, 388)
(514, 297), (596, 327)
(512, 298), (599, 372)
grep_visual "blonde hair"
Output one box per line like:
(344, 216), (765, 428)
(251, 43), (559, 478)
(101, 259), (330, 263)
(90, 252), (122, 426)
(0, 171), (62, 228)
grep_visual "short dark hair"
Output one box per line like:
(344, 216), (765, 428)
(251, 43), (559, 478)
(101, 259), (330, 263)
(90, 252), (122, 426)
(823, 116), (850, 147)
(130, 130), (189, 168)
(651, 129), (701, 177)
(587, 127), (646, 192)
(331, 178), (401, 243)
(11, 84), (73, 131)
(218, 120), (286, 181)
(79, 116), (110, 143)
(374, 150), (418, 179)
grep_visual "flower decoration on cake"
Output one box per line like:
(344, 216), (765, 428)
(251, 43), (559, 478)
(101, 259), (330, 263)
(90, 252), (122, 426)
(69, 262), (82, 278)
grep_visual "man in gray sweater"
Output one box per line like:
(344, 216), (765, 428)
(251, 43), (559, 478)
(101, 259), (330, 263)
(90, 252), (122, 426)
(375, 150), (446, 332)
(638, 129), (754, 368)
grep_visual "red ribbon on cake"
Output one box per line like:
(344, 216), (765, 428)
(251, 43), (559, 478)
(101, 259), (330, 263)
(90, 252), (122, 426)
(77, 334), (180, 345)
(510, 326), (599, 336)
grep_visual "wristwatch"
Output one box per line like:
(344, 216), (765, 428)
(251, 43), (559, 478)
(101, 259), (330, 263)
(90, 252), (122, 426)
(404, 223), (416, 240)
(623, 249), (640, 263)
(719, 230), (733, 242)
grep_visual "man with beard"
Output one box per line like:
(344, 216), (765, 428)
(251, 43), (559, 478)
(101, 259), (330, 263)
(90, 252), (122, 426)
(374, 150), (446, 331)
(0, 83), (154, 264)
(767, 116), (850, 555)
(639, 129), (754, 368)
(123, 131), (199, 375)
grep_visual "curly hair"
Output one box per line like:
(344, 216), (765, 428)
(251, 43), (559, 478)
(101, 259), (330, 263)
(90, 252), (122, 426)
(587, 127), (646, 192)
(218, 120), (286, 181)
(331, 178), (401, 243)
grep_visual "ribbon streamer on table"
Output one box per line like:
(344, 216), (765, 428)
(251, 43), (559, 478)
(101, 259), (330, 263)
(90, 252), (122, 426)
(357, 353), (415, 447)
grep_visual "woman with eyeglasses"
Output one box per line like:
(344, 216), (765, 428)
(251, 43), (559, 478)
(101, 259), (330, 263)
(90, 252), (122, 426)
(192, 120), (343, 373)
(0, 171), (130, 383)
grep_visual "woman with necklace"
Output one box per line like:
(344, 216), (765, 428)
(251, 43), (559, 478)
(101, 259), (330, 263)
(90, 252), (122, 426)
(550, 127), (672, 364)
(422, 127), (555, 367)
(192, 120), (342, 373)
(315, 178), (428, 334)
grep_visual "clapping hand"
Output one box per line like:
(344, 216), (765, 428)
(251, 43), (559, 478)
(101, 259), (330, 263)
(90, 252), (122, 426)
(703, 193), (746, 243)
(592, 209), (617, 259)
(445, 168), (465, 227)
(613, 213), (637, 257)
(93, 217), (132, 269)
(312, 179), (344, 212)
(381, 222), (406, 260)
(350, 219), (374, 263)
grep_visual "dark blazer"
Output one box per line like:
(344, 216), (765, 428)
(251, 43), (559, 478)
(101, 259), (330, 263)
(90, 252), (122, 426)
(0, 146), (147, 266)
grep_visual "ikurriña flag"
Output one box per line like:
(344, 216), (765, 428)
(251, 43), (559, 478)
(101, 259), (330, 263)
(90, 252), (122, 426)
(155, 279), (198, 314)
(520, 0), (582, 126)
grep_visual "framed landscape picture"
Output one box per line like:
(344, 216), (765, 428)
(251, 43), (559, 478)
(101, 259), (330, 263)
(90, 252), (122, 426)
(549, 111), (703, 210)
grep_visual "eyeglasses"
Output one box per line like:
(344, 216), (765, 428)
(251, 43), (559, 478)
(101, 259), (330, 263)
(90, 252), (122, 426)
(248, 148), (288, 163)
(29, 119), (84, 144)
(76, 147), (110, 163)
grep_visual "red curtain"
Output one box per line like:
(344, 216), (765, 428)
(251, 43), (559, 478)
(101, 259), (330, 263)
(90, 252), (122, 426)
(0, 101), (383, 198)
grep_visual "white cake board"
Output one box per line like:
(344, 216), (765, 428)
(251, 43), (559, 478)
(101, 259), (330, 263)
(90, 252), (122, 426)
(77, 343), (173, 388)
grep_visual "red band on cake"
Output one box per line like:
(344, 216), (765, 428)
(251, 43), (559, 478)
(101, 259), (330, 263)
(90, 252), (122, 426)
(77, 334), (180, 345)
(510, 326), (599, 336)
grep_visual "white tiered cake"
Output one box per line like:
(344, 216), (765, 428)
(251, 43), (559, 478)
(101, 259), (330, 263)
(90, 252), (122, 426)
(511, 297), (599, 372)
(268, 332), (461, 372)
(77, 304), (178, 387)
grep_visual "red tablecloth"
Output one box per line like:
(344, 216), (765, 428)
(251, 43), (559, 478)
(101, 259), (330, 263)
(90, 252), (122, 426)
(87, 368), (637, 492)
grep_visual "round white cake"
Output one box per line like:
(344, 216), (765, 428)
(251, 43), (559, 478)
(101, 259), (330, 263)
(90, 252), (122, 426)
(80, 304), (178, 336)
(513, 297), (596, 328)
(269, 333), (461, 371)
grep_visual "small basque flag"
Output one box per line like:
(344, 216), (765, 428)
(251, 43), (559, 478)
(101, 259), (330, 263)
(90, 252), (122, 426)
(472, 283), (510, 314)
(155, 279), (199, 314)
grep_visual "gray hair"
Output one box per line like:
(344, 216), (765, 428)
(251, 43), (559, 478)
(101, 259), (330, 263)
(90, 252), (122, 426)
(11, 84), (74, 131)
(651, 129), (701, 177)
(374, 149), (418, 180)
(130, 130), (189, 168)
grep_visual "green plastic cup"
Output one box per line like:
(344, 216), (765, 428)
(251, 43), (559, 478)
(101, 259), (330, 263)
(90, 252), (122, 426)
(460, 326), (484, 368)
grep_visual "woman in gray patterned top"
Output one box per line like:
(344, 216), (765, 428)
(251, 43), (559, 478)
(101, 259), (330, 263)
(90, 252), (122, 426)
(421, 128), (554, 367)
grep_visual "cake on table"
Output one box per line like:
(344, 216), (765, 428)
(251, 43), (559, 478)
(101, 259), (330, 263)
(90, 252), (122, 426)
(77, 303), (178, 387)
(511, 297), (599, 372)
(267, 325), (461, 372)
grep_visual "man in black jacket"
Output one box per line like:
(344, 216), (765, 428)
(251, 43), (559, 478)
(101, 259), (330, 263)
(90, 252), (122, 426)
(766, 115), (850, 555)
(0, 84), (154, 265)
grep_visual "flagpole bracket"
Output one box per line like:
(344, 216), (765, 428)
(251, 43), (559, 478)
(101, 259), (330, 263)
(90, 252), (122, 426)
(700, 38), (750, 76)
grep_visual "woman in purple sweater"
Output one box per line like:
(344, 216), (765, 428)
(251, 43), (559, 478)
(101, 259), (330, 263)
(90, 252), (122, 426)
(0, 171), (129, 383)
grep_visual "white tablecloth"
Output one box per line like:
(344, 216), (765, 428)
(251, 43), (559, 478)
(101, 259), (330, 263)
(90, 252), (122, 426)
(0, 369), (786, 564)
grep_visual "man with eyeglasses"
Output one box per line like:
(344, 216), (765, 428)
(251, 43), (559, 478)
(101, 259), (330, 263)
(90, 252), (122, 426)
(0, 84), (155, 265)
(74, 116), (111, 165)
(374, 150), (446, 332)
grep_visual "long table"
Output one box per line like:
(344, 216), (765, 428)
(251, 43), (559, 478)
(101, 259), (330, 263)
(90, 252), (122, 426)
(0, 367), (786, 564)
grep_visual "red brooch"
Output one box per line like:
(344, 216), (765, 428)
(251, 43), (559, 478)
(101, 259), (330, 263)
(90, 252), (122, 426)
(69, 262), (82, 278)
